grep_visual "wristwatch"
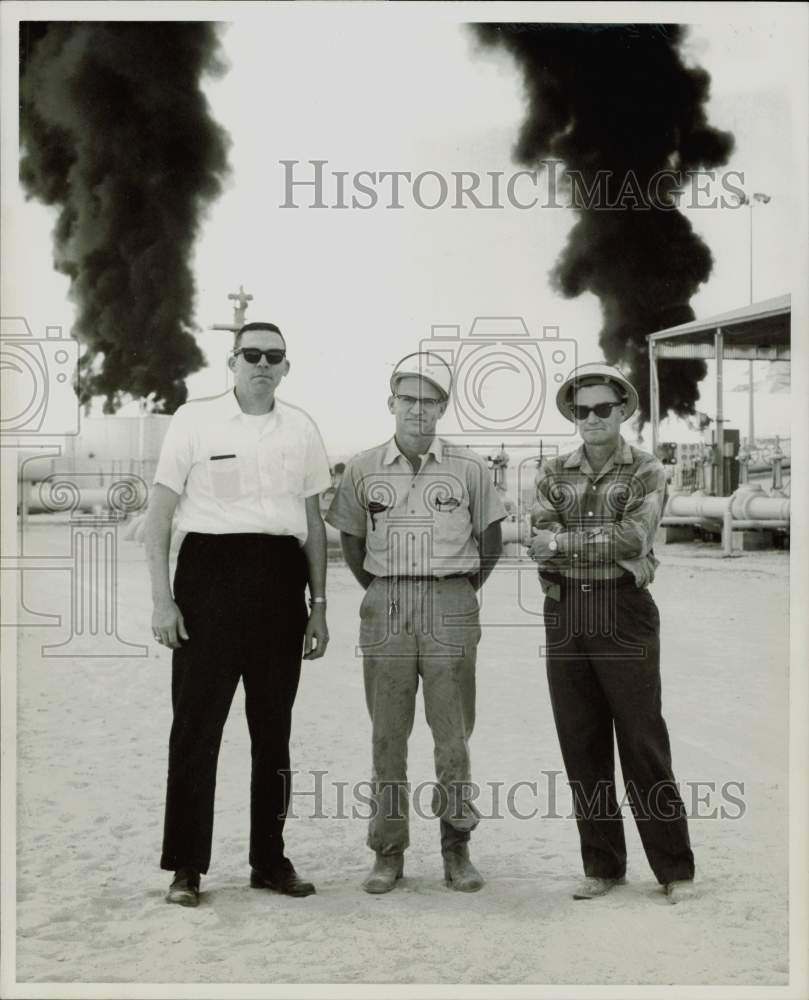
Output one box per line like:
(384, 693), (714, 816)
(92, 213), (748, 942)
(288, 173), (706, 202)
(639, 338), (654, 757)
(309, 596), (327, 607)
(548, 531), (561, 553)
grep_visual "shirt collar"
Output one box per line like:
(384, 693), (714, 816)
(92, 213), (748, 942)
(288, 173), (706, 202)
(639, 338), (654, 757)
(383, 435), (444, 466)
(563, 435), (633, 472)
(212, 389), (281, 423)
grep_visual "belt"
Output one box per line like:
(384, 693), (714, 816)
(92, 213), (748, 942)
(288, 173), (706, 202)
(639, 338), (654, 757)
(542, 573), (636, 593)
(374, 574), (471, 582)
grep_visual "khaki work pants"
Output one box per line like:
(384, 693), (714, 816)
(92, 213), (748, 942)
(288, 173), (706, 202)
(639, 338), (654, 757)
(359, 575), (482, 856)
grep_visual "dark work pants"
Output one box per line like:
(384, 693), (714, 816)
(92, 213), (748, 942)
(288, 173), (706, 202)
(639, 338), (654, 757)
(161, 532), (308, 875)
(544, 582), (695, 885)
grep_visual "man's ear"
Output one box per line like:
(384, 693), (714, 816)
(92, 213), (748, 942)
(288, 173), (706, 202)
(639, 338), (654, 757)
(437, 399), (448, 419)
(227, 354), (237, 373)
(282, 359), (291, 377)
(387, 395), (396, 415)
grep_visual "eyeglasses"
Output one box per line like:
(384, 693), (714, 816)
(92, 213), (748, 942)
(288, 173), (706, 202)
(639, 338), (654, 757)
(393, 394), (443, 411)
(233, 348), (286, 365)
(572, 401), (623, 420)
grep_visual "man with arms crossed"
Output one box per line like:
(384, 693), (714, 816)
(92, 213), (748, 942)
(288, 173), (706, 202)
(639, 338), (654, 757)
(528, 362), (695, 903)
(327, 352), (506, 894)
(145, 321), (331, 907)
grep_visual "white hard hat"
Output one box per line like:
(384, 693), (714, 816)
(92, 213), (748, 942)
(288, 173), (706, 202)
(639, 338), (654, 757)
(390, 351), (453, 400)
(556, 363), (639, 422)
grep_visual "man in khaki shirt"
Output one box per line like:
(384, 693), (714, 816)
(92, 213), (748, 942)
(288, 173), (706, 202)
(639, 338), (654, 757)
(327, 352), (506, 894)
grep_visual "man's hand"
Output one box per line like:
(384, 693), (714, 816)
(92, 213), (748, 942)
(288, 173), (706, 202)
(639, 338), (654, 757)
(152, 599), (189, 650)
(526, 528), (560, 565)
(303, 605), (329, 660)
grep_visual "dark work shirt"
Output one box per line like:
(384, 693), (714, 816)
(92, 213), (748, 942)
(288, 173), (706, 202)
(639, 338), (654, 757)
(531, 435), (666, 593)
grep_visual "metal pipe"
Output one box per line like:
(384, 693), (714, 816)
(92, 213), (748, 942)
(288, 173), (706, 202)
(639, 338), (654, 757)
(660, 516), (708, 525)
(667, 494), (731, 519)
(666, 492), (790, 523)
(729, 520), (789, 530)
(729, 493), (790, 520)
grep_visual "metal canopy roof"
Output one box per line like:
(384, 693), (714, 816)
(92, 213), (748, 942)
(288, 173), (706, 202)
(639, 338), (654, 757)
(646, 294), (791, 361)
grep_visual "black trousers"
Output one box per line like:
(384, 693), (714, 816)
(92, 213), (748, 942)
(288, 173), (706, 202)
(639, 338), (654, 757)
(544, 581), (695, 884)
(161, 532), (308, 875)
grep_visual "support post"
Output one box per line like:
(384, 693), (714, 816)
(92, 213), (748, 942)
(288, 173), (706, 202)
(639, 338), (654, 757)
(715, 327), (724, 496)
(722, 505), (734, 557)
(649, 337), (660, 455)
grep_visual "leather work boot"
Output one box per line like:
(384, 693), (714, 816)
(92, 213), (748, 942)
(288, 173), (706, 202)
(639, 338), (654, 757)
(442, 845), (484, 892)
(572, 875), (626, 900)
(665, 879), (696, 904)
(362, 853), (404, 894)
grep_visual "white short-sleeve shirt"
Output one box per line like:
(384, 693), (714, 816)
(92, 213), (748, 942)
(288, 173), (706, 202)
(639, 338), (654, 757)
(154, 390), (332, 543)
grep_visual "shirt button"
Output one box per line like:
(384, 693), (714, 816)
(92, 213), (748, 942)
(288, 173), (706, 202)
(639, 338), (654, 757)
(587, 511), (593, 516)
(573, 554), (579, 559)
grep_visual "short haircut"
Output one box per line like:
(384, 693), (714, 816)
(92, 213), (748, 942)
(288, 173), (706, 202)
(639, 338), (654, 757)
(234, 321), (286, 350)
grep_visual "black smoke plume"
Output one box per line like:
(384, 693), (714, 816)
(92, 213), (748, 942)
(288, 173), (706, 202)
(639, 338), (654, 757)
(20, 22), (230, 413)
(472, 23), (735, 424)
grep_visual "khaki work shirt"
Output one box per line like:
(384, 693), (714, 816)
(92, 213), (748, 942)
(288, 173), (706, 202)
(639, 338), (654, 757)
(325, 436), (507, 577)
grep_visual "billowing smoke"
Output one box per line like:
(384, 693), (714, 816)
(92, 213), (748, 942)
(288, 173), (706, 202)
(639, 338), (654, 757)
(472, 23), (735, 424)
(20, 22), (230, 413)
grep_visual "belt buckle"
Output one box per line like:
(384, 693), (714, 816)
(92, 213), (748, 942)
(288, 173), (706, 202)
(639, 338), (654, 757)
(580, 583), (592, 593)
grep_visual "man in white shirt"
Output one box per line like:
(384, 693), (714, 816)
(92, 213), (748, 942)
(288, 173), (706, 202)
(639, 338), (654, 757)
(145, 321), (331, 907)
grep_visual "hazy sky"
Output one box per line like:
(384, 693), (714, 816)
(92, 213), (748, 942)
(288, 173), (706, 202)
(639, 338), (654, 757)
(3, 2), (805, 456)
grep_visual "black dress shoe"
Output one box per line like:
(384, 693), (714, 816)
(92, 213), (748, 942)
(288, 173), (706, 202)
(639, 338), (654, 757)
(166, 867), (200, 907)
(250, 858), (316, 897)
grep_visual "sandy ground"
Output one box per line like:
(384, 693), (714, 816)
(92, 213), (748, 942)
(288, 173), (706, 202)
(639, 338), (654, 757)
(11, 521), (790, 988)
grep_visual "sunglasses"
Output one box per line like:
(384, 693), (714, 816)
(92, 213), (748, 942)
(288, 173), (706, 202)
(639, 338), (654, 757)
(572, 401), (623, 420)
(233, 348), (286, 365)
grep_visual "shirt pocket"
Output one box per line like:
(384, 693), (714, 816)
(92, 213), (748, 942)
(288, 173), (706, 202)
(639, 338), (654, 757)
(207, 454), (242, 501)
(366, 500), (393, 535)
(432, 493), (470, 543)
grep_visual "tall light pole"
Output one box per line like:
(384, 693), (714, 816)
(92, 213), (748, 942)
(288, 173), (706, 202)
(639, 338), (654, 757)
(737, 191), (771, 448)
